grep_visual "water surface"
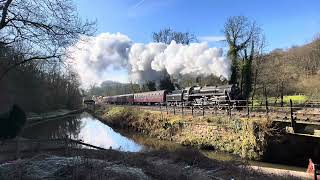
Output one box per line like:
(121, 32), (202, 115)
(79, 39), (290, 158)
(23, 112), (143, 152)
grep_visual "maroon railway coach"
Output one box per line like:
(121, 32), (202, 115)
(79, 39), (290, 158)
(103, 94), (134, 104)
(133, 90), (167, 104)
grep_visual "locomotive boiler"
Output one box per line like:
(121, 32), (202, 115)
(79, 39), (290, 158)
(166, 84), (241, 109)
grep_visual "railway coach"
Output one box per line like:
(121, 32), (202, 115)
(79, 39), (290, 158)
(103, 94), (134, 104)
(133, 90), (167, 105)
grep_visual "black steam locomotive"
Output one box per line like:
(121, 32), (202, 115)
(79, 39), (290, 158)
(166, 84), (242, 109)
(102, 84), (242, 109)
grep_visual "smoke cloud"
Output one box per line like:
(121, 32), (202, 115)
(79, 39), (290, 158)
(69, 33), (230, 88)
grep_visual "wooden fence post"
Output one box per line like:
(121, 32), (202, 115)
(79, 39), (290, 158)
(166, 103), (168, 115)
(247, 99), (250, 118)
(191, 105), (194, 116)
(182, 102), (184, 116)
(228, 102), (231, 118)
(202, 99), (205, 117)
(215, 103), (217, 115)
(174, 103), (176, 115)
(290, 99), (296, 132)
(264, 87), (269, 116)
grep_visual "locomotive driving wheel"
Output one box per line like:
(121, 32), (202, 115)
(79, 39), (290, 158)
(217, 102), (223, 111)
(230, 102), (236, 110)
(208, 104), (215, 110)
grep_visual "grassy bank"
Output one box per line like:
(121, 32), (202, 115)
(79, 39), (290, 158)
(94, 105), (274, 160)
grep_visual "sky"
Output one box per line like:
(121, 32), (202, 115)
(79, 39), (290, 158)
(74, 0), (320, 84)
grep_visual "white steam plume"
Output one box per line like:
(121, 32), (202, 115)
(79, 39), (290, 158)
(69, 33), (131, 87)
(151, 41), (230, 78)
(69, 33), (230, 88)
(128, 42), (167, 83)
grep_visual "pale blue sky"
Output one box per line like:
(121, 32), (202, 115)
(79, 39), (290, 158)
(74, 0), (320, 84)
(76, 0), (320, 50)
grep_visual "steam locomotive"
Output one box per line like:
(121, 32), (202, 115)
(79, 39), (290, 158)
(102, 84), (242, 109)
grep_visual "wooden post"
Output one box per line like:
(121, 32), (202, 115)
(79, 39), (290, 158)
(247, 99), (249, 118)
(202, 99), (205, 117)
(280, 81), (284, 107)
(264, 87), (269, 116)
(290, 99), (296, 132)
(182, 102), (184, 116)
(214, 103), (217, 115)
(166, 103), (168, 114)
(173, 103), (176, 115)
(266, 99), (269, 116)
(228, 102), (231, 118)
(191, 105), (194, 116)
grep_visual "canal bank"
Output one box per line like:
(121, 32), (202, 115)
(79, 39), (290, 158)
(0, 112), (301, 179)
(94, 105), (273, 160)
(93, 105), (320, 167)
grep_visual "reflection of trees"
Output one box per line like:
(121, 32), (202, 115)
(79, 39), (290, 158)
(117, 129), (182, 152)
(22, 115), (82, 140)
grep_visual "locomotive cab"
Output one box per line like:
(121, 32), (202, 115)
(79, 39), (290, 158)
(182, 86), (197, 102)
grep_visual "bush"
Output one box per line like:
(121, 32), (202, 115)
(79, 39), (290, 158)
(0, 104), (26, 139)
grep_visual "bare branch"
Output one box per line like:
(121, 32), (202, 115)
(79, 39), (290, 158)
(0, 54), (60, 80)
(0, 0), (13, 29)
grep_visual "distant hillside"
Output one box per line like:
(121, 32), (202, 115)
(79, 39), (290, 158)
(87, 80), (140, 96)
(100, 80), (128, 87)
(256, 37), (320, 98)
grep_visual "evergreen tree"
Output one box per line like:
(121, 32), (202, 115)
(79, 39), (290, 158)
(145, 81), (156, 91)
(159, 76), (175, 91)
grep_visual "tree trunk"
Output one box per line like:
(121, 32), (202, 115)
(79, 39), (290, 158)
(280, 81), (284, 107)
(251, 69), (258, 109)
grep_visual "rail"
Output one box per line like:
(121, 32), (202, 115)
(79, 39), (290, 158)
(105, 98), (320, 130)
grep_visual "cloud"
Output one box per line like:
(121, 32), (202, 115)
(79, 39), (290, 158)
(131, 0), (146, 9)
(128, 0), (172, 18)
(198, 35), (226, 42)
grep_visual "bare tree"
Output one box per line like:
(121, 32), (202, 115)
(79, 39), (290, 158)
(224, 16), (263, 100)
(152, 28), (197, 45)
(251, 35), (267, 103)
(224, 16), (260, 85)
(0, 0), (96, 79)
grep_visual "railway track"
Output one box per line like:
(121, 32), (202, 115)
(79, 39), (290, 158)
(105, 104), (320, 122)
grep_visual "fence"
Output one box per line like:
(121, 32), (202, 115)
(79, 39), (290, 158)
(124, 99), (320, 124)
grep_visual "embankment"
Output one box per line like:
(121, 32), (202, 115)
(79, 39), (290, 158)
(0, 148), (299, 179)
(26, 108), (85, 125)
(94, 105), (274, 160)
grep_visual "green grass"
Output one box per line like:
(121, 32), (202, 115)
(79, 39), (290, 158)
(252, 95), (309, 107)
(282, 95), (308, 104)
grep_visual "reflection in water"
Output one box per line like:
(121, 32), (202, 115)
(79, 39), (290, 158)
(23, 115), (81, 140)
(23, 112), (143, 152)
(77, 113), (142, 152)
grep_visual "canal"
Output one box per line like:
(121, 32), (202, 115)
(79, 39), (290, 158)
(22, 112), (306, 172)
